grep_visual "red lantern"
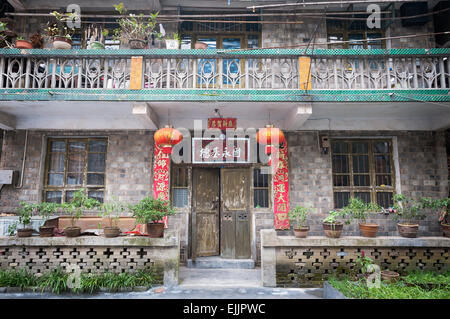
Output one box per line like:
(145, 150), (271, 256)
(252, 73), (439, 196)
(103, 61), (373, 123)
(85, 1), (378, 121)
(154, 126), (183, 155)
(256, 124), (285, 155)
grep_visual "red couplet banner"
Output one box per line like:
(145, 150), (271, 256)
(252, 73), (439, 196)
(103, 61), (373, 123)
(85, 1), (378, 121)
(272, 141), (290, 230)
(152, 144), (171, 228)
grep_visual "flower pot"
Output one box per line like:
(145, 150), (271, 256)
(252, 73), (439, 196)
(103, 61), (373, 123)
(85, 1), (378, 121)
(293, 226), (309, 238)
(322, 222), (343, 238)
(397, 223), (419, 238)
(15, 39), (32, 49)
(87, 41), (105, 49)
(17, 228), (33, 238)
(359, 223), (379, 238)
(441, 223), (450, 238)
(129, 39), (147, 49)
(194, 41), (208, 49)
(39, 226), (55, 237)
(103, 226), (121, 238)
(381, 270), (400, 283)
(146, 223), (164, 238)
(64, 226), (81, 237)
(165, 39), (179, 49)
(53, 37), (72, 49)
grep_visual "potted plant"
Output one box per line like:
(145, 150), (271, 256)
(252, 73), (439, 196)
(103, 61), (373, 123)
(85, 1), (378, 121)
(30, 32), (44, 49)
(62, 189), (101, 237)
(288, 205), (311, 238)
(36, 202), (59, 237)
(99, 198), (125, 238)
(130, 197), (175, 238)
(113, 3), (160, 49)
(421, 197), (450, 237)
(165, 32), (180, 49)
(341, 198), (381, 237)
(46, 10), (77, 49)
(15, 36), (33, 49)
(15, 202), (34, 237)
(85, 25), (108, 49)
(391, 194), (426, 238)
(322, 210), (347, 238)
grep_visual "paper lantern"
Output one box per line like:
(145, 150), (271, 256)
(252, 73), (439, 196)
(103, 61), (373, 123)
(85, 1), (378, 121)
(154, 125), (183, 155)
(256, 124), (285, 155)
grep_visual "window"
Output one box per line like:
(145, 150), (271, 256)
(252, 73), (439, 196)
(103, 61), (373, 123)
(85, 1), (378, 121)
(171, 166), (189, 208)
(44, 138), (107, 203)
(253, 168), (270, 208)
(331, 140), (394, 208)
(326, 18), (384, 49)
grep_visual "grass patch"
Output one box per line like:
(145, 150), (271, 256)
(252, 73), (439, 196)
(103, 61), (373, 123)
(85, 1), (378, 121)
(328, 270), (450, 299)
(0, 268), (157, 294)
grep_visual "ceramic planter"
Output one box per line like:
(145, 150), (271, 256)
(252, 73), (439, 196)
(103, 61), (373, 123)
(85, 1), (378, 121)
(397, 223), (419, 238)
(165, 39), (179, 49)
(53, 37), (72, 49)
(359, 223), (379, 237)
(39, 226), (55, 237)
(293, 226), (309, 238)
(381, 270), (400, 283)
(103, 227), (121, 238)
(15, 39), (32, 49)
(87, 41), (105, 49)
(146, 222), (164, 238)
(441, 223), (450, 238)
(64, 226), (81, 237)
(17, 228), (33, 237)
(322, 222), (343, 238)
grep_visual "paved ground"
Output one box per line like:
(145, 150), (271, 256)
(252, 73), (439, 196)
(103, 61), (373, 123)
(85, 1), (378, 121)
(0, 267), (323, 299)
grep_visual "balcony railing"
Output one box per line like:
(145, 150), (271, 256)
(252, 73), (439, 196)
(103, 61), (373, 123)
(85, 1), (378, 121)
(0, 48), (449, 91)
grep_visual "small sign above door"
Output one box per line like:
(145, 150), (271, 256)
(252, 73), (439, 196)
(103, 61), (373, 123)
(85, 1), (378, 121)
(207, 118), (237, 130)
(192, 137), (249, 164)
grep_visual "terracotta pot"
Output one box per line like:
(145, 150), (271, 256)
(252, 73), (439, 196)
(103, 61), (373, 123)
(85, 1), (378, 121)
(39, 226), (55, 237)
(194, 41), (208, 49)
(17, 228), (33, 238)
(103, 227), (121, 238)
(397, 223), (419, 238)
(359, 223), (379, 238)
(146, 223), (164, 238)
(293, 226), (309, 238)
(15, 39), (32, 49)
(381, 270), (400, 283)
(53, 37), (72, 49)
(64, 226), (81, 237)
(129, 39), (147, 49)
(322, 222), (343, 238)
(441, 223), (450, 238)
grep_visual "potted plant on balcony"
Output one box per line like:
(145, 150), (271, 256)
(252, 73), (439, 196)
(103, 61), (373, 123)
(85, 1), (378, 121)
(288, 205), (311, 238)
(46, 10), (77, 49)
(15, 36), (33, 49)
(36, 202), (59, 237)
(391, 194), (426, 238)
(341, 198), (381, 237)
(85, 25), (108, 49)
(30, 32), (44, 49)
(130, 197), (175, 238)
(113, 3), (160, 49)
(165, 32), (180, 49)
(99, 198), (125, 238)
(322, 210), (348, 238)
(421, 197), (450, 237)
(62, 189), (101, 237)
(16, 202), (34, 237)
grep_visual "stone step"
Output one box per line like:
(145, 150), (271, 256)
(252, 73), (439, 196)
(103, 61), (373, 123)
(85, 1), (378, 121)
(186, 256), (255, 269)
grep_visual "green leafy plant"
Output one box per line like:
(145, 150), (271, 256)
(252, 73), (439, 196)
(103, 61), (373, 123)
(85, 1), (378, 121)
(392, 194), (426, 225)
(323, 210), (347, 225)
(341, 197), (381, 224)
(356, 250), (375, 275)
(113, 3), (160, 44)
(35, 202), (59, 223)
(130, 197), (176, 224)
(288, 205), (311, 228)
(99, 198), (125, 228)
(16, 36), (24, 41)
(16, 201), (33, 229)
(46, 10), (78, 39)
(166, 32), (180, 41)
(61, 189), (101, 227)
(421, 197), (450, 225)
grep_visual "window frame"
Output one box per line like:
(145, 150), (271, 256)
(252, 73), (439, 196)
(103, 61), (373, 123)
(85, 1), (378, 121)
(331, 139), (395, 208)
(43, 137), (108, 203)
(252, 166), (271, 209)
(326, 19), (386, 49)
(170, 165), (190, 209)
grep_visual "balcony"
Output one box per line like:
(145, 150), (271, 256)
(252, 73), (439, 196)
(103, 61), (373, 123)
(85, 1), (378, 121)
(0, 48), (449, 103)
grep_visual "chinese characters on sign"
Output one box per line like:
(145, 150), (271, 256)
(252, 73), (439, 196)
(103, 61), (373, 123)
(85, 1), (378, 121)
(207, 118), (237, 130)
(152, 144), (170, 228)
(273, 141), (290, 230)
(192, 138), (249, 163)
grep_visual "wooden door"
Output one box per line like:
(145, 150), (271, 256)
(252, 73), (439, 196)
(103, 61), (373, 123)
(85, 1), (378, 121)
(192, 168), (220, 259)
(220, 168), (251, 259)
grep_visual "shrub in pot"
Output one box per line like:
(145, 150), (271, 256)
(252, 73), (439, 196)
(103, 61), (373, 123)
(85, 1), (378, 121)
(36, 202), (59, 237)
(322, 210), (348, 238)
(14, 202), (34, 237)
(288, 205), (311, 238)
(164, 32), (180, 49)
(85, 25), (108, 49)
(113, 3), (160, 49)
(99, 198), (125, 238)
(421, 197), (450, 237)
(130, 197), (176, 238)
(46, 11), (77, 49)
(15, 36), (33, 49)
(341, 198), (381, 237)
(391, 194), (426, 238)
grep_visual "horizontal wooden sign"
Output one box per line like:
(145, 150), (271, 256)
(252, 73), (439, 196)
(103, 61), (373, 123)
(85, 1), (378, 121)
(192, 137), (249, 164)
(207, 118), (237, 129)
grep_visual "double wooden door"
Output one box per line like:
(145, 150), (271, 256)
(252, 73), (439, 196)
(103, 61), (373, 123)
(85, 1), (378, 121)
(192, 168), (250, 260)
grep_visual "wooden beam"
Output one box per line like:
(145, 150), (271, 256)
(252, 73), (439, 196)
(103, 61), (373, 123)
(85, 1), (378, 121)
(284, 104), (312, 130)
(7, 0), (26, 11)
(132, 102), (159, 129)
(0, 111), (16, 130)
